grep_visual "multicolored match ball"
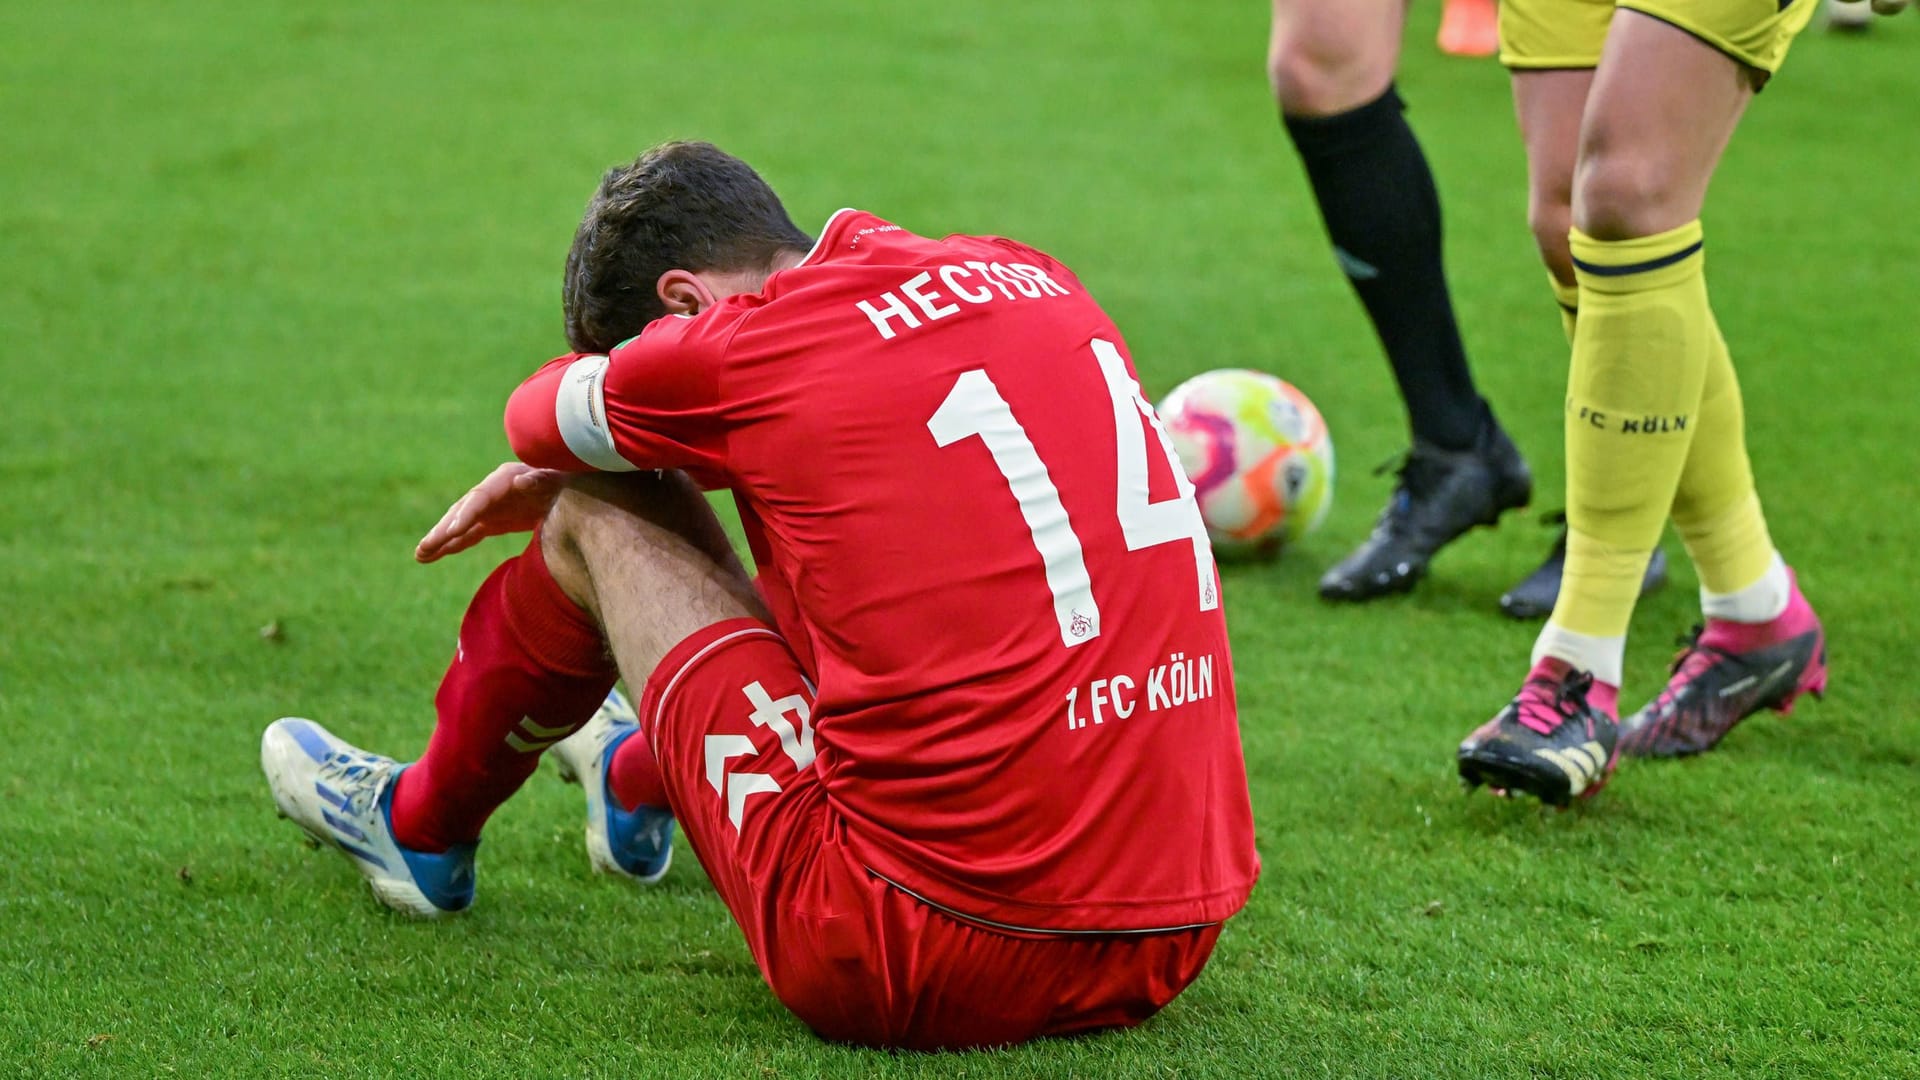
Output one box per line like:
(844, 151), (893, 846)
(1158, 368), (1335, 556)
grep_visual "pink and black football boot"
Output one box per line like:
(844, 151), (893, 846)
(1619, 574), (1826, 758)
(1458, 657), (1621, 807)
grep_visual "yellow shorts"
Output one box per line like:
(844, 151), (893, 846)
(1499, 0), (1819, 73)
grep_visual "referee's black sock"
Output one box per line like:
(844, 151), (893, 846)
(1283, 85), (1489, 452)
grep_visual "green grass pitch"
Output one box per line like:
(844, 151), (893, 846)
(4, 2), (1918, 1076)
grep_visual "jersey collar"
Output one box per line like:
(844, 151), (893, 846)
(795, 208), (865, 268)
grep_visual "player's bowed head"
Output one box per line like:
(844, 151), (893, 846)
(561, 141), (816, 353)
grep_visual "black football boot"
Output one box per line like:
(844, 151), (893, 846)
(1498, 513), (1670, 620)
(1318, 422), (1532, 601)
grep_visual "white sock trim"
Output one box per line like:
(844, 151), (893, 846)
(1700, 552), (1789, 623)
(1532, 623), (1625, 687)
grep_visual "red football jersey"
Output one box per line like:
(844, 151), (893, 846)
(506, 210), (1258, 931)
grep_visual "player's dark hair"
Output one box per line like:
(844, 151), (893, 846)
(562, 141), (814, 354)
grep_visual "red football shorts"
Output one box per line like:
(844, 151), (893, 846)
(634, 617), (1222, 1051)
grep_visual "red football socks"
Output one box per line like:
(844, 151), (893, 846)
(390, 534), (616, 853)
(608, 725), (671, 812)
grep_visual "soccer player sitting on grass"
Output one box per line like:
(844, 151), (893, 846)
(1452, 0), (1896, 803)
(261, 142), (1260, 1050)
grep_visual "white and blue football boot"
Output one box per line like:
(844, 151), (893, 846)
(261, 718), (477, 917)
(550, 689), (675, 884)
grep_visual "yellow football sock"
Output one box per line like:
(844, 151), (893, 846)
(1546, 222), (1711, 642)
(1550, 273), (1579, 345)
(1669, 322), (1778, 595)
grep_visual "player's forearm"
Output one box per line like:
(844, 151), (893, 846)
(504, 354), (622, 472)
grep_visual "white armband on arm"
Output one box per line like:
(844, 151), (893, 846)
(554, 354), (642, 472)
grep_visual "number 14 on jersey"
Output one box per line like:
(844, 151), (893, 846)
(928, 338), (1217, 648)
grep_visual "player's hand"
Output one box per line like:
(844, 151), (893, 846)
(415, 462), (570, 563)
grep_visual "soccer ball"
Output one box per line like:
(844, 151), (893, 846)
(1158, 369), (1335, 555)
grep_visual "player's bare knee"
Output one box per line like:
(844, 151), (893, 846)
(547, 472), (757, 610)
(544, 474), (666, 557)
(572, 470), (744, 575)
(1267, 30), (1390, 117)
(538, 474), (687, 605)
(1572, 150), (1673, 242)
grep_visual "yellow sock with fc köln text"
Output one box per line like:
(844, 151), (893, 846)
(1536, 222), (1712, 686)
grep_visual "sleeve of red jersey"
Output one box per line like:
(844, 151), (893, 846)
(504, 315), (730, 479)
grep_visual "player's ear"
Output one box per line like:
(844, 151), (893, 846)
(657, 269), (716, 316)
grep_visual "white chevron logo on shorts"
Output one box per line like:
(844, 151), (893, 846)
(704, 734), (780, 831)
(723, 773), (781, 830)
(1533, 740), (1608, 794)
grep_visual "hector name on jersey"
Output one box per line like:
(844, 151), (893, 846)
(505, 210), (1258, 933)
